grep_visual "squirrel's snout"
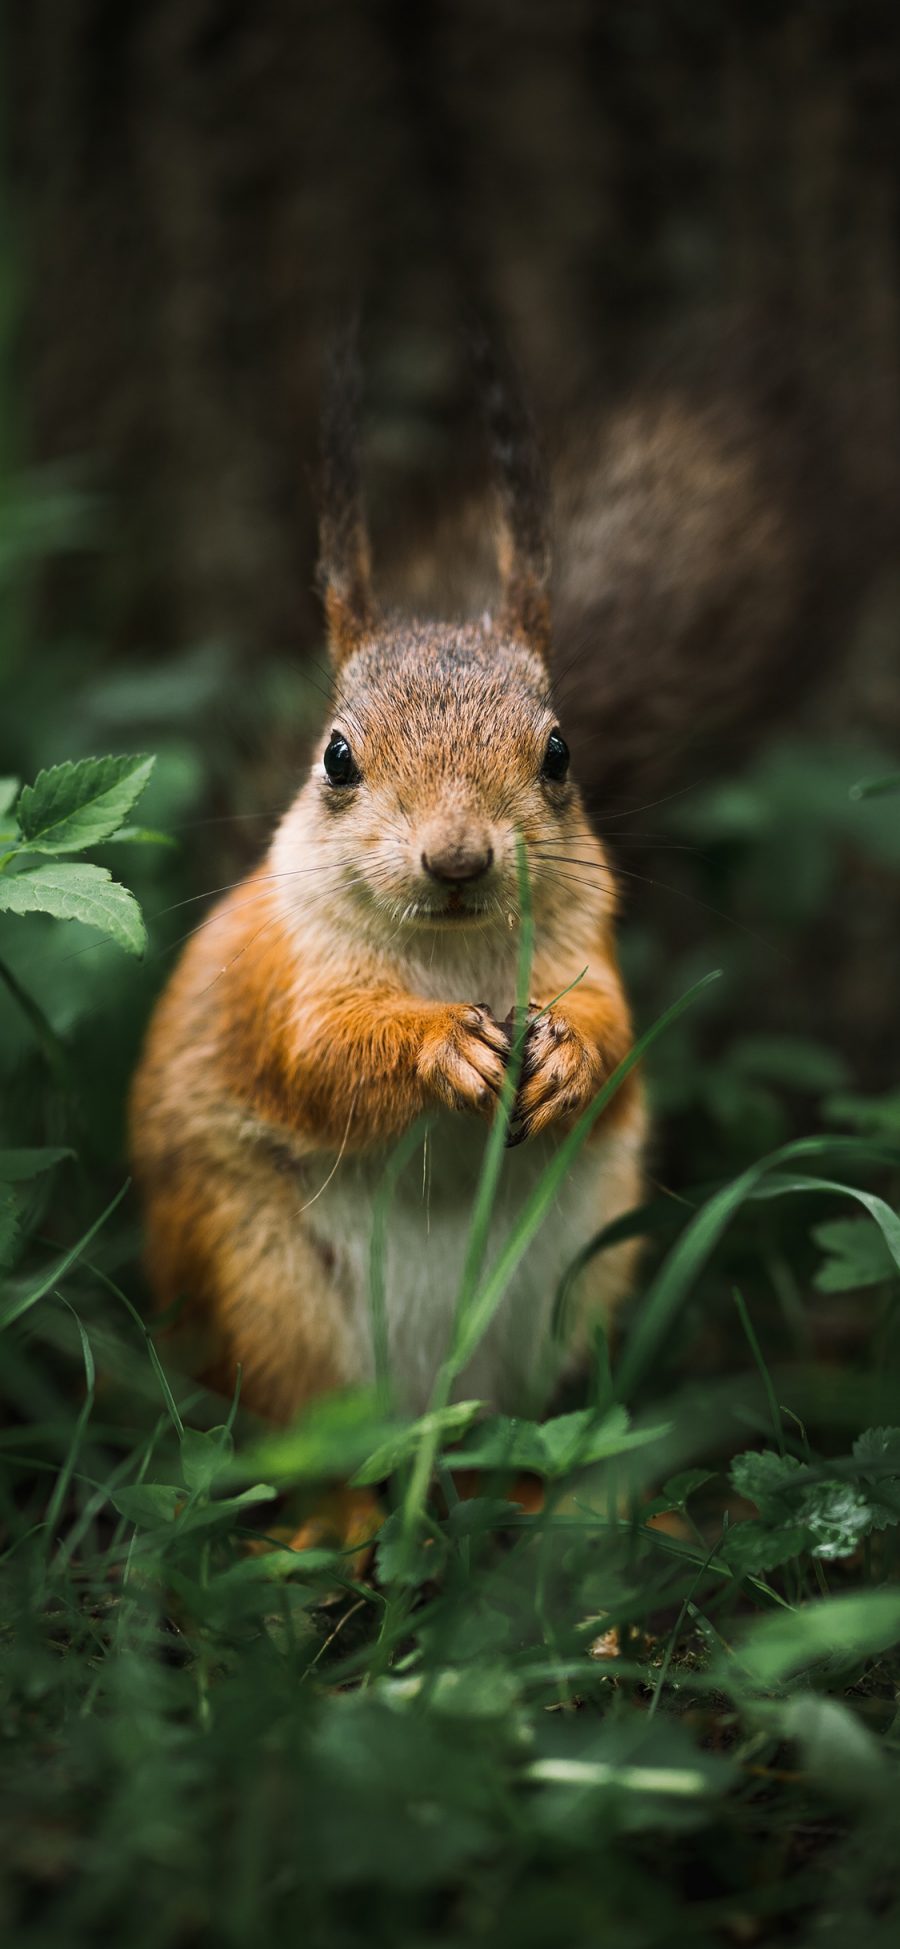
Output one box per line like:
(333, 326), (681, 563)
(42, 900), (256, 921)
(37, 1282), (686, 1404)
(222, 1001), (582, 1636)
(421, 841), (494, 886)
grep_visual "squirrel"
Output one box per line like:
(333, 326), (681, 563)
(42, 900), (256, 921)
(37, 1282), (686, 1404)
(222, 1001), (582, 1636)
(129, 334), (647, 1427)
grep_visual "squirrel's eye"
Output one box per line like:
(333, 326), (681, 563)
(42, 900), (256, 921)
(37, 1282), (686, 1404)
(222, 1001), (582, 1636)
(323, 733), (359, 786)
(542, 729), (570, 783)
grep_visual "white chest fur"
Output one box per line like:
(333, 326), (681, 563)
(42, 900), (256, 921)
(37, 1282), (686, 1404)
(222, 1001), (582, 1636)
(304, 1110), (637, 1417)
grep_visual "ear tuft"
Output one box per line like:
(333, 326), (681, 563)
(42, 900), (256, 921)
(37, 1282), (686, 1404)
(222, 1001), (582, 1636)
(470, 325), (552, 662)
(317, 323), (376, 667)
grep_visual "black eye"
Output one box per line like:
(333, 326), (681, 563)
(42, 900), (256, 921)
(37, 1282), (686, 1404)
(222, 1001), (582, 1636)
(323, 733), (359, 786)
(542, 729), (570, 783)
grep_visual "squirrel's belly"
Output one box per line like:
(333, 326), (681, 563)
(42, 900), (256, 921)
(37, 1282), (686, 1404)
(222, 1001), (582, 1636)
(303, 1109), (644, 1417)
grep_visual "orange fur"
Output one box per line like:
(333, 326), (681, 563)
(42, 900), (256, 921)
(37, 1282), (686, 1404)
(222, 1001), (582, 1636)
(131, 383), (647, 1432)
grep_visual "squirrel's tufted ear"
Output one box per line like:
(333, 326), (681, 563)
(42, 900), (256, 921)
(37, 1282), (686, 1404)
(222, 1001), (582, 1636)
(317, 324), (376, 667)
(472, 326), (552, 664)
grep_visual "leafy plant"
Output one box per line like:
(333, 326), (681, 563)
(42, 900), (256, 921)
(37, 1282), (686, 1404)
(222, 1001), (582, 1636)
(0, 753), (157, 954)
(3, 670), (900, 1945)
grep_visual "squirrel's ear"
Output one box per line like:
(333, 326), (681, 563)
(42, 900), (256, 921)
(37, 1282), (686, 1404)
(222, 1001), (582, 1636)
(472, 327), (552, 663)
(317, 325), (375, 667)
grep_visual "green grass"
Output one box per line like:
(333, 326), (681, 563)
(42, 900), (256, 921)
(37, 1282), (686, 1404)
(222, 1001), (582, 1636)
(3, 485), (900, 1945)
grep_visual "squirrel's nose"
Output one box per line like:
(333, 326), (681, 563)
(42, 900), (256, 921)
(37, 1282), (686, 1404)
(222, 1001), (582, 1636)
(421, 842), (494, 886)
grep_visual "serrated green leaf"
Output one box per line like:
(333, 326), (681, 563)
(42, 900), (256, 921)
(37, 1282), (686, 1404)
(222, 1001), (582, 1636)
(849, 1429), (900, 1530)
(853, 1427), (900, 1466)
(813, 1216), (898, 1292)
(720, 1520), (811, 1575)
(804, 1484), (875, 1560)
(730, 1449), (890, 1561)
(0, 1146), (74, 1182)
(539, 1406), (672, 1477)
(443, 1408), (671, 1480)
(16, 753), (155, 855)
(730, 1449), (805, 1516)
(439, 1415), (547, 1474)
(0, 862), (146, 954)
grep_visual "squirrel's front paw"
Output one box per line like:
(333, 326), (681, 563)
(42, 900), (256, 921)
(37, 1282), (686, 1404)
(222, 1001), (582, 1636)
(509, 1010), (602, 1145)
(418, 1004), (509, 1118)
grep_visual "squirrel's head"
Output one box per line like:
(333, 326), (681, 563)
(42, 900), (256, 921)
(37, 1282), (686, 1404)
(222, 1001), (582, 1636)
(281, 327), (611, 938)
(305, 621), (585, 931)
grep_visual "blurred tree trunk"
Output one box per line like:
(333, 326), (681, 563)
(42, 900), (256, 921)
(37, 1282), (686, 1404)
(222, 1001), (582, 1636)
(11, 2), (897, 664)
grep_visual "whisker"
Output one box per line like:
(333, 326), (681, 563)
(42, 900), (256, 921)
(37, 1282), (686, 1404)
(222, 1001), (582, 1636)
(580, 780), (709, 824)
(532, 856), (788, 958)
(59, 861), (359, 965)
(197, 909), (287, 996)
(292, 1089), (360, 1216)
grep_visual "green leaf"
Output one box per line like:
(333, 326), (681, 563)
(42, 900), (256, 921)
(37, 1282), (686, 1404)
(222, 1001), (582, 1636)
(374, 1510), (436, 1588)
(726, 1590), (900, 1688)
(850, 1429), (900, 1529)
(0, 1146), (74, 1183)
(803, 1484), (876, 1560)
(0, 777), (19, 818)
(618, 1137), (900, 1399)
(236, 1390), (400, 1487)
(853, 1426), (900, 1467)
(538, 1406), (671, 1477)
(730, 1448), (893, 1560)
(0, 862), (146, 954)
(756, 1176), (900, 1279)
(353, 1402), (484, 1487)
(15, 753), (155, 854)
(441, 1416), (548, 1474)
(779, 1696), (886, 1800)
(181, 1425), (235, 1495)
(445, 1408), (672, 1479)
(730, 1449), (805, 1518)
(111, 1484), (181, 1527)
(176, 1485), (276, 1531)
(426, 1665), (522, 1720)
(100, 824), (175, 848)
(720, 1521), (811, 1575)
(813, 1216), (898, 1292)
(643, 1470), (716, 1518)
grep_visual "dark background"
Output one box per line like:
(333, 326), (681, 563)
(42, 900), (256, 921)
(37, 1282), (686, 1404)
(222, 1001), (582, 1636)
(10, 3), (898, 643)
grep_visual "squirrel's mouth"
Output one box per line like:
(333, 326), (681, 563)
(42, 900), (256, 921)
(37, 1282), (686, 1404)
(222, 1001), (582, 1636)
(407, 889), (496, 928)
